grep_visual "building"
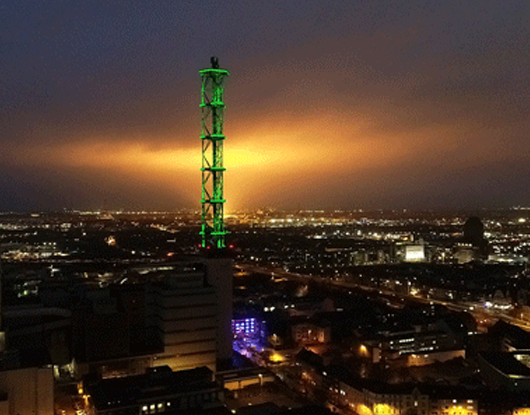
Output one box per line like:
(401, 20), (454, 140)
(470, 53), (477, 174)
(204, 255), (234, 360)
(488, 320), (530, 352)
(364, 321), (461, 364)
(69, 282), (161, 379)
(152, 269), (218, 372)
(462, 217), (488, 258)
(405, 349), (465, 367)
(84, 365), (225, 414)
(477, 352), (530, 391)
(405, 244), (425, 263)
(454, 245), (479, 264)
(292, 322), (331, 345)
(217, 366), (275, 391)
(393, 242), (426, 263)
(0, 365), (54, 415)
(296, 349), (479, 415)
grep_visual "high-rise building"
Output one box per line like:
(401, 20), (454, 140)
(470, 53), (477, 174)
(204, 254), (233, 360)
(152, 269), (218, 372)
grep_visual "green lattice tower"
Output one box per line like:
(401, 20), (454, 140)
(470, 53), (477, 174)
(200, 58), (229, 249)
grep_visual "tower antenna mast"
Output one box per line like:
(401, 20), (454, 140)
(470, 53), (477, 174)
(200, 57), (229, 249)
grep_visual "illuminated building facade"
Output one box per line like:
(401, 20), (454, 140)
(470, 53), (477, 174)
(338, 376), (478, 415)
(296, 348), (479, 415)
(292, 322), (331, 345)
(232, 317), (262, 339)
(0, 367), (54, 415)
(406, 349), (465, 367)
(152, 271), (218, 372)
(364, 325), (460, 364)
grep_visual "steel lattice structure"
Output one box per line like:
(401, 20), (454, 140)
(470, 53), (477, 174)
(200, 58), (229, 249)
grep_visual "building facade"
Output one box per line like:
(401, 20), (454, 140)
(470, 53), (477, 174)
(152, 271), (218, 372)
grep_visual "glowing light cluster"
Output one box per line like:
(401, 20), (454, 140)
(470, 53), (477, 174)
(232, 318), (257, 336)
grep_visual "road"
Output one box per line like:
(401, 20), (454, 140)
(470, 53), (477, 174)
(236, 263), (530, 332)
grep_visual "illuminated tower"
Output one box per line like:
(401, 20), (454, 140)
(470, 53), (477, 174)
(199, 57), (233, 361)
(200, 57), (229, 249)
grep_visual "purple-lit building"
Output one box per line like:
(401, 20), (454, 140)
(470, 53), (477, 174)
(231, 317), (266, 341)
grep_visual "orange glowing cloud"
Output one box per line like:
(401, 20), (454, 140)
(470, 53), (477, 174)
(3, 50), (527, 211)
(7, 114), (429, 210)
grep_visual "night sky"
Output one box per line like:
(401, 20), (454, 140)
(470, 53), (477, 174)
(2, 1), (529, 211)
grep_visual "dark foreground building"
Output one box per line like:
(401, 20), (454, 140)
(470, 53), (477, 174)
(84, 365), (225, 414)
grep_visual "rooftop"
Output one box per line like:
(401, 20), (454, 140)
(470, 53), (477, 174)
(86, 366), (219, 411)
(479, 352), (530, 377)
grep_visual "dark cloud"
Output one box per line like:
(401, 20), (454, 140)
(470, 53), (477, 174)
(1, 0), (529, 210)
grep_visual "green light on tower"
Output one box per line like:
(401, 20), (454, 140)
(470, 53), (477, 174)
(200, 57), (229, 249)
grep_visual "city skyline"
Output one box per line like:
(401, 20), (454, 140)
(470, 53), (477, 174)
(2, 0), (530, 211)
